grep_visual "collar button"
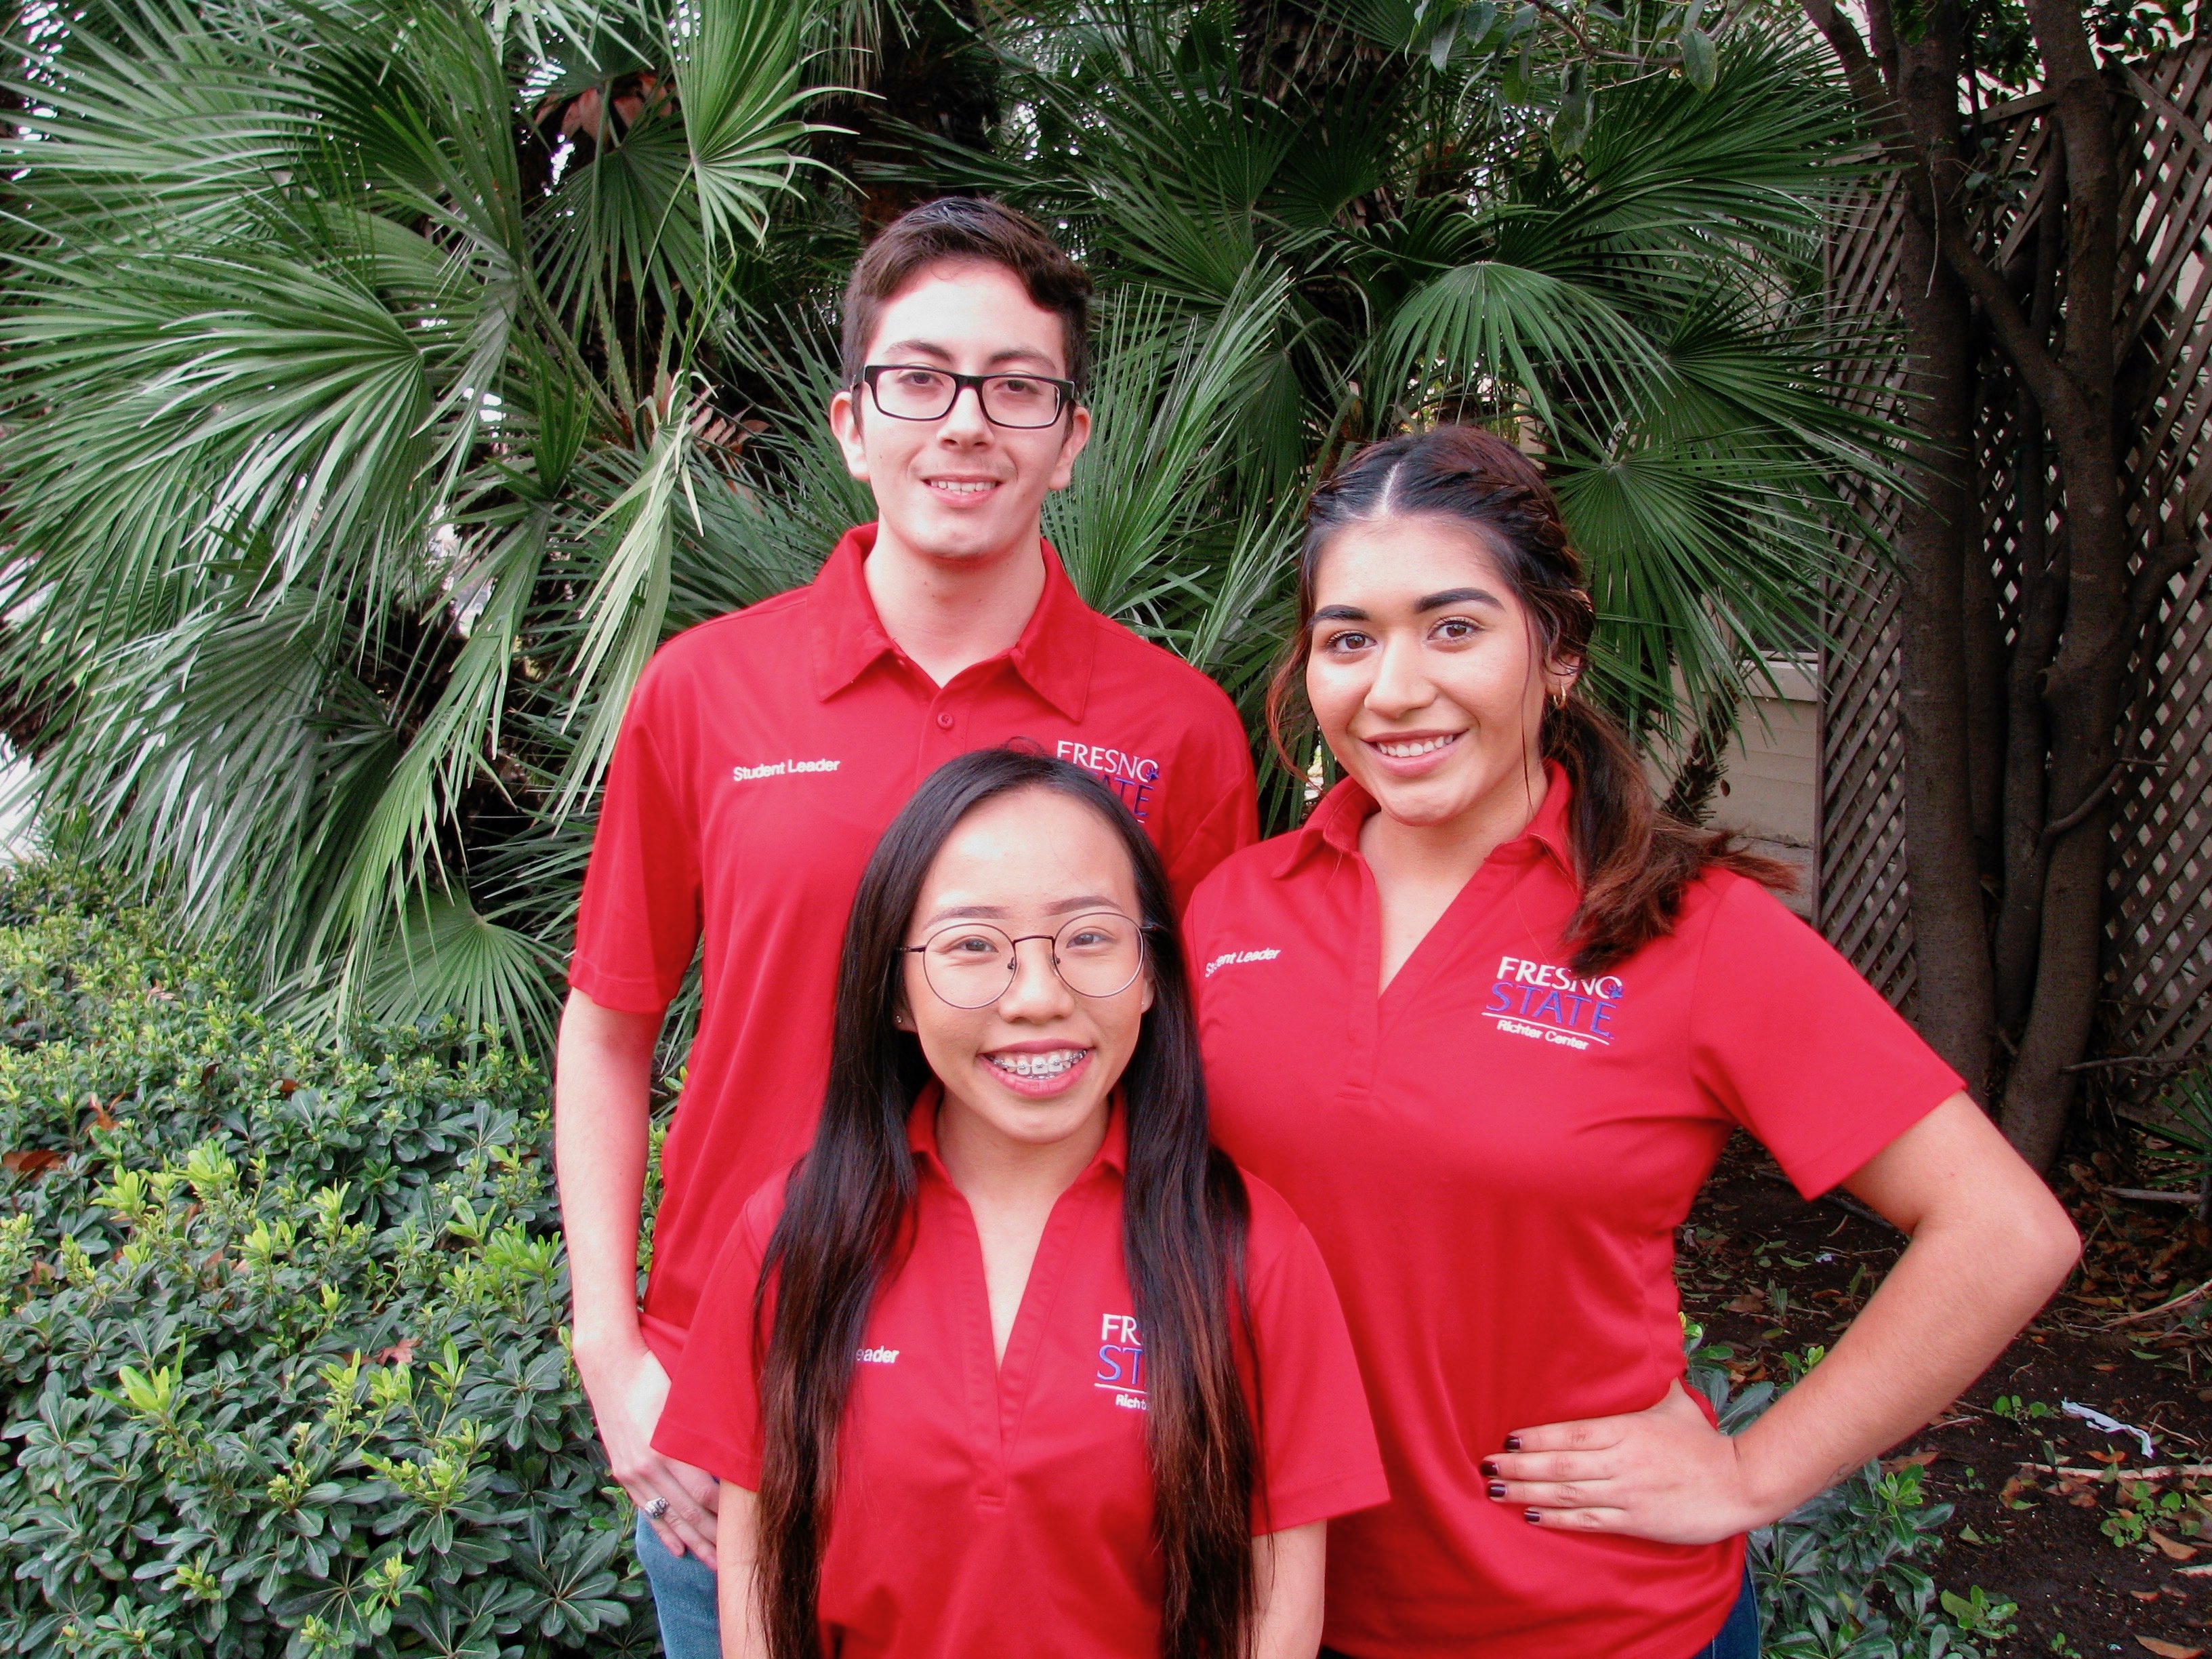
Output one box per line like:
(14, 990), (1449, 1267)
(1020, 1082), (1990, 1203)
(935, 712), (954, 730)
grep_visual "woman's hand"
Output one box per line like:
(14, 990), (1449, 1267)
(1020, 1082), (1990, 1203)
(1481, 1380), (1765, 1546)
(1488, 1097), (2079, 1547)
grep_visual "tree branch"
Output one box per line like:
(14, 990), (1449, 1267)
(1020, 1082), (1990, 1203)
(1799, 0), (1908, 159)
(2123, 539), (2200, 664)
(2039, 762), (2123, 847)
(1801, 0), (2085, 430)
(1862, 0), (1902, 96)
(1936, 205), (2083, 430)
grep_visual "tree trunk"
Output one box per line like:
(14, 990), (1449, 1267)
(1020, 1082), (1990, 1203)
(1994, 5), (2131, 1169)
(1881, 6), (1999, 1100)
(1991, 155), (2068, 1034)
(1805, 0), (2147, 1167)
(1662, 687), (1739, 827)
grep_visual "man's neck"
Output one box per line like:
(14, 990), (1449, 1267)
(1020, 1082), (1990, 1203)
(862, 523), (1049, 688)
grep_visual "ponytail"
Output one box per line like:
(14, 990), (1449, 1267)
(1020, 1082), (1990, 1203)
(1540, 696), (1792, 972)
(1272, 426), (1793, 974)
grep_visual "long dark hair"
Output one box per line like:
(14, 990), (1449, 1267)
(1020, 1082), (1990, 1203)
(1267, 424), (1792, 973)
(752, 750), (1259, 1659)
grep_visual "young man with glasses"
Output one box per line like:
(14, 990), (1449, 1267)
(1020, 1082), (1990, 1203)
(554, 197), (1258, 1656)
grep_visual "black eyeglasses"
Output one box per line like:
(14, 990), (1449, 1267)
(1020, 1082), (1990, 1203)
(859, 364), (1076, 429)
(898, 912), (1151, 1010)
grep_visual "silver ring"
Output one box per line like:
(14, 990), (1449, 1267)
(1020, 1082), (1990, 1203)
(642, 1496), (670, 1521)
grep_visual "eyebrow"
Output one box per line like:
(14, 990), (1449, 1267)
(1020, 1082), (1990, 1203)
(916, 893), (1126, 930)
(1309, 588), (1503, 627)
(1416, 586), (1503, 612)
(874, 340), (1062, 373)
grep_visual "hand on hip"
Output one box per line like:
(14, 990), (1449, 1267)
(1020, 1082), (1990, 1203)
(1483, 1379), (1761, 1546)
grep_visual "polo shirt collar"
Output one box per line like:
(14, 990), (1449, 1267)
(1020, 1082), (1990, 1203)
(1270, 760), (1580, 882)
(808, 523), (1095, 720)
(905, 1082), (1129, 1183)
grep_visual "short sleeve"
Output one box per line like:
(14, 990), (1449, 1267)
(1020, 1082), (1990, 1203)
(653, 1193), (776, 1488)
(569, 663), (702, 1014)
(1180, 883), (1216, 1017)
(1161, 711), (1257, 914)
(1689, 877), (1965, 1200)
(1241, 1180), (1389, 1535)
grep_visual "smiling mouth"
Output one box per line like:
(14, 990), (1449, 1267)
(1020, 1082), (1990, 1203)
(986, 1046), (1089, 1080)
(1368, 732), (1463, 759)
(926, 478), (999, 497)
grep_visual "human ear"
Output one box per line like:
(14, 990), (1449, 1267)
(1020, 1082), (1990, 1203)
(1544, 650), (1584, 704)
(1046, 403), (1092, 491)
(829, 386), (871, 483)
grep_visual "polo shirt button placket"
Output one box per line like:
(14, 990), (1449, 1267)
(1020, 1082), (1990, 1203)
(926, 702), (964, 770)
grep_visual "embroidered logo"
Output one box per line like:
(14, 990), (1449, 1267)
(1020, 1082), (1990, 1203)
(1056, 740), (1162, 821)
(855, 1346), (899, 1365)
(1483, 954), (1625, 1051)
(1095, 1314), (1147, 1410)
(1203, 947), (1282, 980)
(732, 758), (842, 783)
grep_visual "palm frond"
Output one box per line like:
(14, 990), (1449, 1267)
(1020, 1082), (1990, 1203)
(1046, 260), (1294, 623)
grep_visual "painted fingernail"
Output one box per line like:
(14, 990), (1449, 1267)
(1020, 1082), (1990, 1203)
(1523, 1508), (1543, 1525)
(1480, 1459), (1500, 1477)
(1487, 1479), (1507, 1499)
(1504, 1435), (1523, 1452)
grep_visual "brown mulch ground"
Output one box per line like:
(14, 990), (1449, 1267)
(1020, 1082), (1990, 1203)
(1681, 1133), (2212, 1657)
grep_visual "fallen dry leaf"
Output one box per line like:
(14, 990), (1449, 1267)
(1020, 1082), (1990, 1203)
(2150, 1529), (2200, 1562)
(1723, 1293), (1766, 1313)
(377, 1337), (417, 1367)
(2133, 1639), (2203, 1658)
(86, 1097), (117, 1132)
(3, 1149), (64, 1178)
(2133, 1590), (2164, 1603)
(1882, 1449), (1941, 1474)
(1999, 1473), (2037, 1503)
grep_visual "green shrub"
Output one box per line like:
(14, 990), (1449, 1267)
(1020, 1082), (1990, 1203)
(0, 865), (651, 1658)
(1687, 1328), (1979, 1659)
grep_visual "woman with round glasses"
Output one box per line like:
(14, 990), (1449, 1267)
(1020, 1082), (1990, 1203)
(655, 749), (1387, 1659)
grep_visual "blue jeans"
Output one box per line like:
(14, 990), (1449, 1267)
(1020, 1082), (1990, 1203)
(635, 1515), (721, 1659)
(1318, 1563), (1759, 1659)
(1693, 1563), (1761, 1659)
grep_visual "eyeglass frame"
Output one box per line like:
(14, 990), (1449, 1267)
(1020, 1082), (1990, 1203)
(896, 912), (1157, 1010)
(857, 363), (1079, 430)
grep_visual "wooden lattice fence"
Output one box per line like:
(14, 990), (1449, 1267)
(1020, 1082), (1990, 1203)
(1816, 42), (2212, 1090)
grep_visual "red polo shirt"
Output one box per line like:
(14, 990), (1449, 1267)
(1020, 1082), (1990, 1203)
(1184, 767), (1963, 1659)
(654, 1091), (1389, 1658)
(570, 526), (1257, 1365)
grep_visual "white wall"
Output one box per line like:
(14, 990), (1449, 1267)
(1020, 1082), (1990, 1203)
(1649, 658), (1819, 918)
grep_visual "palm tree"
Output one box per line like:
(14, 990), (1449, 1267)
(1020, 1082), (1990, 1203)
(0, 0), (1887, 1053)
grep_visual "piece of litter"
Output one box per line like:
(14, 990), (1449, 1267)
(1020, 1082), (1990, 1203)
(2063, 1400), (2156, 1460)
